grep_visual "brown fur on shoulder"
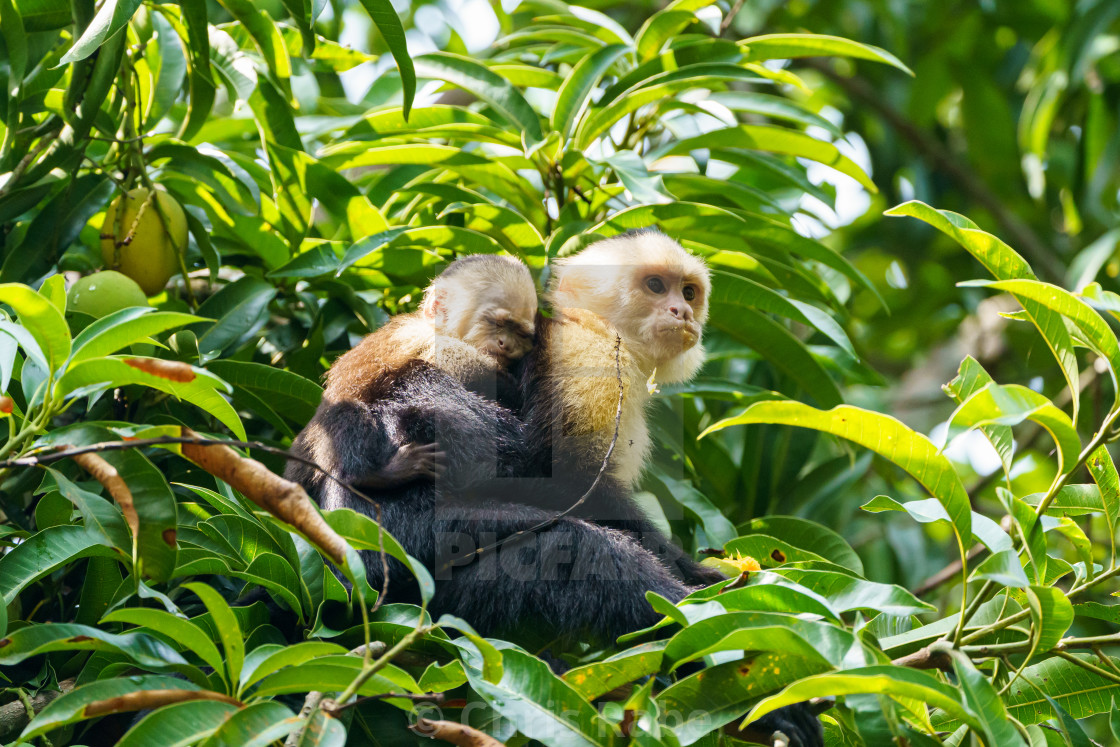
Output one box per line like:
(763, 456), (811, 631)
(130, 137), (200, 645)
(324, 314), (423, 403)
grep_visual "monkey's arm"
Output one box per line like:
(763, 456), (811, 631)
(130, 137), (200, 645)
(287, 396), (452, 503)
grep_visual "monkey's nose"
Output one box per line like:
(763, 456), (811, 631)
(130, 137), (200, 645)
(668, 306), (680, 317)
(497, 337), (506, 349)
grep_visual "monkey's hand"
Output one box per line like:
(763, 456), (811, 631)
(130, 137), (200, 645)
(742, 704), (822, 747)
(358, 441), (446, 489)
(393, 441), (446, 481)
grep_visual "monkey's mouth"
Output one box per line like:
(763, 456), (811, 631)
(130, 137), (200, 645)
(656, 322), (700, 346)
(482, 345), (522, 364)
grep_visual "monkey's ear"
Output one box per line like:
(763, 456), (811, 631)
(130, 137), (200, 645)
(421, 289), (445, 320)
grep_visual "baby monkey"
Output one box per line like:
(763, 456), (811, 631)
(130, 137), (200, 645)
(312, 254), (537, 490)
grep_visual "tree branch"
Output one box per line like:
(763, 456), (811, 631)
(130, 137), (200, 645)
(891, 646), (953, 672)
(0, 680), (75, 741)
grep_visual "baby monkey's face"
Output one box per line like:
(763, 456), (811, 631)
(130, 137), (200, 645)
(464, 304), (535, 366)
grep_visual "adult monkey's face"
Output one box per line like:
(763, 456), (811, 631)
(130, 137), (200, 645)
(550, 229), (710, 369)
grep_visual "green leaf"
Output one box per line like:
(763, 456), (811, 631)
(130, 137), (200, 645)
(60, 0), (142, 64)
(0, 0), (26, 96)
(215, 0), (291, 81)
(970, 548), (1030, 588)
(462, 647), (614, 747)
(708, 91), (843, 135)
(184, 582), (245, 691)
(71, 308), (200, 362)
(437, 615), (503, 684)
(723, 534), (828, 568)
(356, 0), (415, 117)
(711, 270), (856, 357)
(419, 660), (469, 692)
(740, 33), (913, 74)
(648, 474), (737, 548)
(0, 283), (71, 373)
(668, 125), (878, 192)
(743, 666), (980, 732)
(324, 508), (434, 602)
(414, 53), (544, 145)
(703, 401), (972, 559)
(946, 383), (1080, 474)
(199, 701), (297, 747)
(101, 608), (228, 686)
(195, 278), (278, 359)
(230, 552), (305, 622)
(861, 495), (1012, 553)
(742, 516), (863, 575)
(709, 313), (842, 407)
(206, 361), (322, 425)
(0, 525), (116, 605)
(665, 611), (856, 668)
(175, 0), (216, 141)
(1111, 696), (1120, 744)
(551, 44), (629, 140)
(772, 568), (934, 615)
(42, 424), (179, 581)
(240, 641), (347, 691)
(635, 0), (717, 60)
(48, 469), (131, 555)
(117, 700), (240, 746)
(686, 581), (841, 622)
(250, 657), (418, 697)
(1001, 654), (1120, 726)
(972, 278), (1120, 399)
(656, 654), (827, 745)
(22, 675), (200, 739)
(944, 648), (1028, 747)
(12, 0), (70, 30)
(1087, 446), (1120, 562)
(55, 357), (245, 440)
(1027, 586), (1075, 657)
(944, 356), (1013, 476)
(563, 642), (665, 700)
(0, 623), (187, 669)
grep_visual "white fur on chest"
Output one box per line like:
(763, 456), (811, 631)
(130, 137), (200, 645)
(550, 313), (655, 487)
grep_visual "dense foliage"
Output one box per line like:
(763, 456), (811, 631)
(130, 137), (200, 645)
(1, 0), (1120, 745)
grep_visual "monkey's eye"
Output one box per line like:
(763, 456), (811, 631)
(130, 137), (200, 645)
(683, 286), (696, 301)
(646, 277), (666, 293)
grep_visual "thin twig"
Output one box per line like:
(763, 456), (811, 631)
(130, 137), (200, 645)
(0, 132), (58, 198)
(436, 335), (625, 574)
(720, 0), (746, 33)
(350, 692), (445, 705)
(912, 544), (985, 597)
(322, 625), (433, 715)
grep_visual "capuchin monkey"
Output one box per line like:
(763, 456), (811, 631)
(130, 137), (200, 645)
(509, 228), (727, 587)
(288, 254), (536, 495)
